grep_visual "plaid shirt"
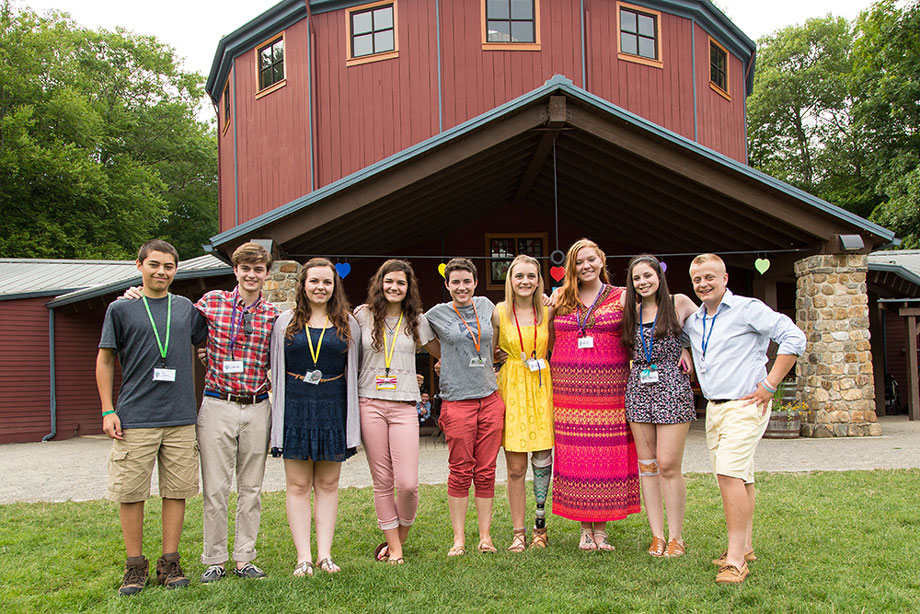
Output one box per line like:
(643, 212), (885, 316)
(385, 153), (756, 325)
(196, 288), (280, 396)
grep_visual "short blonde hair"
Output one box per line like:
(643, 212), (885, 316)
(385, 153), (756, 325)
(689, 253), (725, 273)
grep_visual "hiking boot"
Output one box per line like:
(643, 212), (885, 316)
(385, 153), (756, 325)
(155, 552), (190, 589)
(200, 564), (226, 584)
(118, 556), (148, 596)
(233, 562), (267, 579)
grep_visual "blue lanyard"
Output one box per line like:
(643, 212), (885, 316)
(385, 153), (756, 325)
(229, 289), (261, 359)
(638, 306), (659, 365)
(701, 310), (718, 357)
(576, 285), (607, 336)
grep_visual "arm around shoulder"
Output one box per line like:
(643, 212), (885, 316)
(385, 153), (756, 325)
(674, 293), (697, 325)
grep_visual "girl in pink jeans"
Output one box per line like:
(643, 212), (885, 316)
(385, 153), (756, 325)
(355, 260), (440, 565)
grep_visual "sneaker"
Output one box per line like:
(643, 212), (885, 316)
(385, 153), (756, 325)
(118, 556), (148, 596)
(715, 562), (750, 584)
(233, 562), (267, 579)
(155, 552), (190, 589)
(200, 564), (226, 584)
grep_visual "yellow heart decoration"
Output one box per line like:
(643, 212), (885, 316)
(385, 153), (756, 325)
(754, 258), (771, 275)
(438, 263), (447, 278)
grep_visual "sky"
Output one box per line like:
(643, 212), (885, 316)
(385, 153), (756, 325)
(23, 0), (876, 84)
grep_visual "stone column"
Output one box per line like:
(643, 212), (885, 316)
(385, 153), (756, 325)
(263, 260), (301, 312)
(794, 254), (880, 437)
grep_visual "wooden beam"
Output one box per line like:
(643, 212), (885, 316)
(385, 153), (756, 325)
(511, 96), (567, 207)
(907, 315), (919, 421)
(752, 278), (777, 309)
(900, 308), (920, 317)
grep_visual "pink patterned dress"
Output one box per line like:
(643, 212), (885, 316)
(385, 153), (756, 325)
(550, 285), (640, 522)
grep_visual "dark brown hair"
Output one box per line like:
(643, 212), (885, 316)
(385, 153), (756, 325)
(137, 239), (179, 265)
(443, 257), (477, 282)
(554, 239), (611, 316)
(286, 258), (352, 343)
(364, 259), (424, 351)
(621, 254), (683, 350)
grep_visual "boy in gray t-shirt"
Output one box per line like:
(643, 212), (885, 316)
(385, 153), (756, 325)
(97, 240), (207, 596)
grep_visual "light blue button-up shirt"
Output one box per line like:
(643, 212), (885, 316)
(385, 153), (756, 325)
(683, 289), (806, 400)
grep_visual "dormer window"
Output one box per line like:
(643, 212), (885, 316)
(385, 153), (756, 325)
(710, 38), (730, 99)
(255, 32), (287, 98)
(617, 2), (662, 68)
(347, 1), (399, 65)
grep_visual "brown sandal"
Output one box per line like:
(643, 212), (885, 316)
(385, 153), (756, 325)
(665, 538), (686, 558)
(648, 536), (666, 557)
(529, 528), (548, 549)
(508, 530), (527, 553)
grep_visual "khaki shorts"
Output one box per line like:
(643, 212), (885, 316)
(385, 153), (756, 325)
(105, 425), (199, 503)
(705, 399), (770, 484)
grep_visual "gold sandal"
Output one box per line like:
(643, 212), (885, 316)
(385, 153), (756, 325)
(648, 536), (666, 557)
(529, 528), (548, 549)
(665, 538), (686, 558)
(447, 545), (466, 557)
(593, 530), (615, 551)
(508, 530), (527, 553)
(293, 560), (314, 577)
(478, 541), (497, 554)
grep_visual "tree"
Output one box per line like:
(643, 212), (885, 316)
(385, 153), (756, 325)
(0, 3), (217, 259)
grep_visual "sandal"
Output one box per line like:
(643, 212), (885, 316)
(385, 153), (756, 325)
(318, 558), (340, 574)
(447, 545), (466, 557)
(665, 539), (686, 558)
(648, 536), (667, 557)
(593, 531), (615, 551)
(530, 528), (548, 549)
(293, 561), (314, 577)
(478, 541), (498, 554)
(373, 542), (389, 562)
(387, 557), (405, 565)
(579, 529), (598, 551)
(508, 530), (527, 553)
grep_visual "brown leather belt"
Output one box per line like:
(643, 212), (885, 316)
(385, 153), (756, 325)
(287, 371), (344, 384)
(204, 391), (268, 404)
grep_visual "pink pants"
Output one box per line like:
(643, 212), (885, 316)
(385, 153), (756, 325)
(359, 397), (420, 530)
(439, 391), (506, 498)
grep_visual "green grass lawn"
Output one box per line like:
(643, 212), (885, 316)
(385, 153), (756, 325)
(2, 470), (918, 613)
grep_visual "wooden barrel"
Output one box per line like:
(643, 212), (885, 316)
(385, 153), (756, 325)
(763, 412), (801, 439)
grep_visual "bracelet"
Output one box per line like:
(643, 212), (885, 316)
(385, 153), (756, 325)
(102, 410), (116, 417)
(760, 380), (777, 394)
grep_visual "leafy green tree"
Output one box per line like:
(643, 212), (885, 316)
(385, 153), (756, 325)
(0, 3), (217, 259)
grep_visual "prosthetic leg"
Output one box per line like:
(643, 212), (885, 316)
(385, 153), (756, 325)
(530, 450), (552, 548)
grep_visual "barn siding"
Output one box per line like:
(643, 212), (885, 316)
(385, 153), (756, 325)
(218, 68), (237, 230)
(693, 22), (746, 162)
(0, 298), (51, 444)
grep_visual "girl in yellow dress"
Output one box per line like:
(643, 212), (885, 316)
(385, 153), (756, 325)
(491, 255), (554, 551)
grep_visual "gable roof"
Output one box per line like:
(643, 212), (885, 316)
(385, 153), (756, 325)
(0, 259), (137, 301)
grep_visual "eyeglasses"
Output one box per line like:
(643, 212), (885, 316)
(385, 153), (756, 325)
(243, 312), (253, 335)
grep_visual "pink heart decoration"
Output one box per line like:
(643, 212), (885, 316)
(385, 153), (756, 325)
(335, 263), (351, 278)
(550, 266), (565, 282)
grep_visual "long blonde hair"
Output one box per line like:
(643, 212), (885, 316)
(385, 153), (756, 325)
(555, 239), (611, 316)
(502, 255), (545, 324)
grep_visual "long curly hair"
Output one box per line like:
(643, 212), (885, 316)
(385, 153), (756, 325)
(502, 255), (545, 324)
(554, 239), (611, 316)
(286, 258), (352, 343)
(621, 254), (683, 351)
(364, 259), (424, 351)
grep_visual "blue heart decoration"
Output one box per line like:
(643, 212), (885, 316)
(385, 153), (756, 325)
(335, 263), (351, 278)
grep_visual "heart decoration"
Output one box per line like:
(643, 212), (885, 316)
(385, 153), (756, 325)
(335, 262), (351, 278)
(659, 261), (667, 273)
(754, 258), (771, 275)
(550, 266), (565, 282)
(438, 263), (447, 278)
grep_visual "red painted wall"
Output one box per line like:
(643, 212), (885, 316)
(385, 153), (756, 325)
(694, 22), (746, 162)
(218, 68), (236, 230)
(0, 298), (52, 444)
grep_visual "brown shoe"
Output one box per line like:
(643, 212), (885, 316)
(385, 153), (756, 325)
(664, 538), (686, 558)
(529, 527), (548, 549)
(712, 549), (757, 566)
(715, 562), (749, 584)
(118, 556), (148, 596)
(155, 552), (190, 589)
(647, 536), (666, 557)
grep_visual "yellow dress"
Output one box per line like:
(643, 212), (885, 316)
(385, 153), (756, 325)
(496, 303), (554, 452)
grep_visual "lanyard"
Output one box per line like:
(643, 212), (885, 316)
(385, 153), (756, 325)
(452, 300), (482, 356)
(229, 289), (261, 358)
(382, 312), (404, 376)
(306, 317), (329, 368)
(576, 284), (606, 336)
(638, 305), (659, 365)
(512, 303), (537, 360)
(142, 294), (172, 365)
(701, 310), (718, 357)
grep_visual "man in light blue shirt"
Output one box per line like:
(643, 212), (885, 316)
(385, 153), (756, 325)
(684, 254), (806, 584)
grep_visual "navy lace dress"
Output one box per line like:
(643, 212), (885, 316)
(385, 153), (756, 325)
(283, 326), (355, 462)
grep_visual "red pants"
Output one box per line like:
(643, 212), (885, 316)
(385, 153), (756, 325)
(439, 391), (505, 498)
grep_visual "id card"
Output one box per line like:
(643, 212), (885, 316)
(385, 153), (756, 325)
(153, 368), (176, 382)
(526, 358), (546, 372)
(222, 360), (244, 374)
(639, 368), (659, 384)
(305, 369), (322, 385)
(375, 376), (398, 390)
(469, 357), (486, 368)
(578, 336), (594, 349)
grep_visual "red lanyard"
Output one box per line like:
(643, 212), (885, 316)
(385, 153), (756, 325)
(512, 303), (537, 359)
(452, 300), (482, 355)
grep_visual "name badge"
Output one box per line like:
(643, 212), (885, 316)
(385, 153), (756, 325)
(526, 358), (546, 372)
(469, 357), (486, 368)
(375, 376), (398, 390)
(153, 368), (176, 382)
(305, 369), (322, 385)
(222, 360), (244, 374)
(578, 336), (594, 349)
(639, 366), (659, 385)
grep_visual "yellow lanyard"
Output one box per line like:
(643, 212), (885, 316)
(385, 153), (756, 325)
(382, 312), (403, 376)
(306, 317), (328, 368)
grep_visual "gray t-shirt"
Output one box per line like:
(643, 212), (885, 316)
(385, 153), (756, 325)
(425, 296), (497, 401)
(99, 294), (208, 429)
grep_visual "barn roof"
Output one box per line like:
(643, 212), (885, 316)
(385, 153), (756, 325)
(868, 250), (920, 299)
(0, 259), (137, 301)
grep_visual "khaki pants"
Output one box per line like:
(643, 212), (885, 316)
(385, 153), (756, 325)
(197, 396), (271, 565)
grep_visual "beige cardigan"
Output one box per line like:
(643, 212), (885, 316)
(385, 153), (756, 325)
(269, 310), (361, 452)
